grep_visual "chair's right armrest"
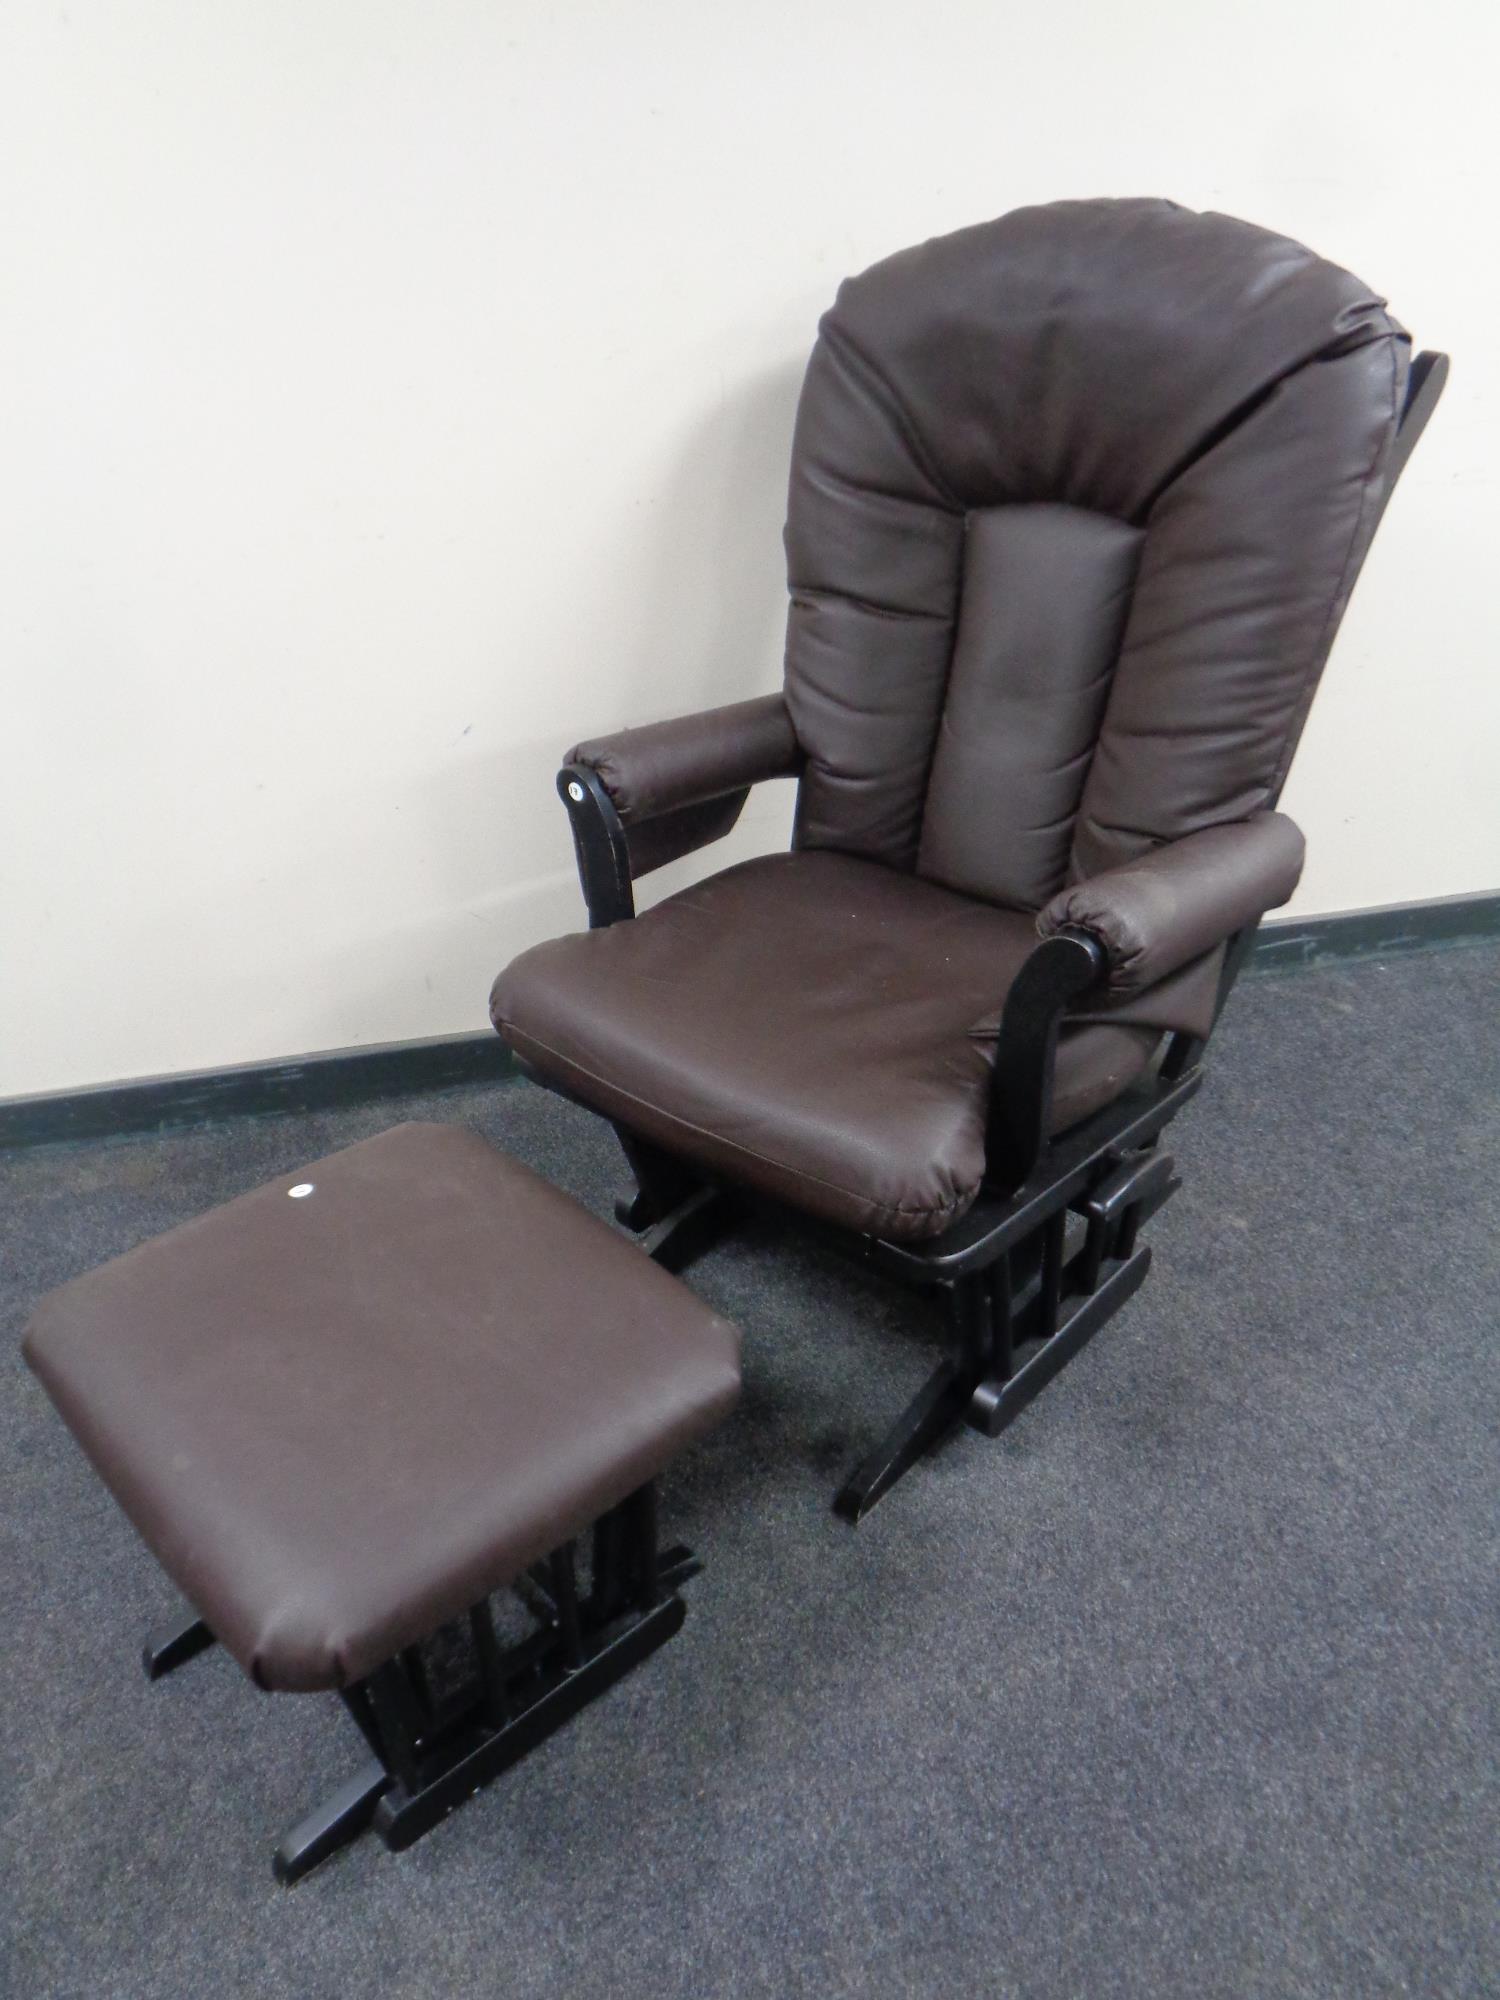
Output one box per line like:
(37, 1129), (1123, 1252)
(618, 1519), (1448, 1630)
(558, 694), (804, 927)
(1036, 812), (1305, 996)
(567, 693), (803, 823)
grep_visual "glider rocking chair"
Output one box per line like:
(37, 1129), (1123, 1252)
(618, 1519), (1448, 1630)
(491, 199), (1446, 1520)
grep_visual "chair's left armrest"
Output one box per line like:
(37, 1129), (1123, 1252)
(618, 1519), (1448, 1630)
(558, 694), (804, 927)
(1036, 812), (1306, 997)
(568, 694), (803, 824)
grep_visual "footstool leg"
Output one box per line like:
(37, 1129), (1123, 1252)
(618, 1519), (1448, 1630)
(638, 1186), (735, 1275)
(629, 1483), (660, 1605)
(273, 1482), (701, 1881)
(658, 1546), (702, 1591)
(272, 1756), (392, 1886)
(371, 1594), (686, 1855)
(611, 1126), (704, 1231)
(142, 1608), (215, 1680)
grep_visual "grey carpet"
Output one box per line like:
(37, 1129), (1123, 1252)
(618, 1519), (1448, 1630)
(3, 946), (1497, 1999)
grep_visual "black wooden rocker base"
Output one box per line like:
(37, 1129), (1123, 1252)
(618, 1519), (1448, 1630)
(832, 1084), (1185, 1522)
(504, 289), (1448, 1534)
(603, 1042), (1198, 1526)
(145, 1488), (695, 1885)
(538, 736), (1220, 1527)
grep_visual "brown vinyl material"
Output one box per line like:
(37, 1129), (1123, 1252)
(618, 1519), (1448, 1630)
(917, 504), (1146, 909)
(785, 199), (1406, 885)
(1038, 812), (1307, 997)
(494, 200), (1413, 1240)
(570, 693), (802, 823)
(569, 693), (806, 881)
(494, 852), (1158, 1241)
(22, 1123), (741, 1692)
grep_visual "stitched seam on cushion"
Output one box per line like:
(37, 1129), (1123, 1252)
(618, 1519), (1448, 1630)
(792, 584), (950, 625)
(497, 1018), (975, 1229)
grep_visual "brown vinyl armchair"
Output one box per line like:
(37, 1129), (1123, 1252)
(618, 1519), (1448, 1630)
(491, 199), (1446, 1519)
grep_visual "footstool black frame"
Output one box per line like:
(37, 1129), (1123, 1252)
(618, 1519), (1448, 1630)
(23, 1123), (741, 1884)
(141, 1486), (695, 1884)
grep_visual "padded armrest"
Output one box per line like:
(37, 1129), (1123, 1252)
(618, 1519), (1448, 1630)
(568, 694), (803, 824)
(1036, 812), (1305, 997)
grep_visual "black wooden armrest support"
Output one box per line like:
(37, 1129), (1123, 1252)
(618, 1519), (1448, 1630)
(558, 764), (635, 928)
(985, 927), (1107, 1190)
(501, 220), (1449, 1530)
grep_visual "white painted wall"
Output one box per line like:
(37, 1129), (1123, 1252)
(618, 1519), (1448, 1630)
(2, 0), (1494, 1097)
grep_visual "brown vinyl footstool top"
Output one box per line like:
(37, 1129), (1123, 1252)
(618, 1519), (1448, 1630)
(23, 1122), (740, 1694)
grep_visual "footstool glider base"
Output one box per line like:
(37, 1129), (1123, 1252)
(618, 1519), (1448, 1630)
(24, 1123), (741, 1884)
(265, 1494), (692, 1884)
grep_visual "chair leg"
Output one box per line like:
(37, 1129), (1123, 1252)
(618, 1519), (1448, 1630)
(837, 1153), (1171, 1513)
(833, 1273), (991, 1523)
(142, 1608), (215, 1680)
(639, 1185), (736, 1274)
(272, 1488), (700, 1883)
(612, 1126), (704, 1231)
(273, 1758), (392, 1886)
(969, 1246), (1151, 1438)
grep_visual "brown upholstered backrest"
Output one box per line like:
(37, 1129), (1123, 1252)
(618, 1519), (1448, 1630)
(782, 199), (1409, 910)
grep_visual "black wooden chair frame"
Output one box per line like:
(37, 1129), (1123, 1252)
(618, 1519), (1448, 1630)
(528, 353), (1446, 1523)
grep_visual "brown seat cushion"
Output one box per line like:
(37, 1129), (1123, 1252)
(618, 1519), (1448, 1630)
(22, 1123), (741, 1693)
(492, 852), (1158, 1242)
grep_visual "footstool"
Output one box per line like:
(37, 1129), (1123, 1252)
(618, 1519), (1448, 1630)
(22, 1122), (741, 1883)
